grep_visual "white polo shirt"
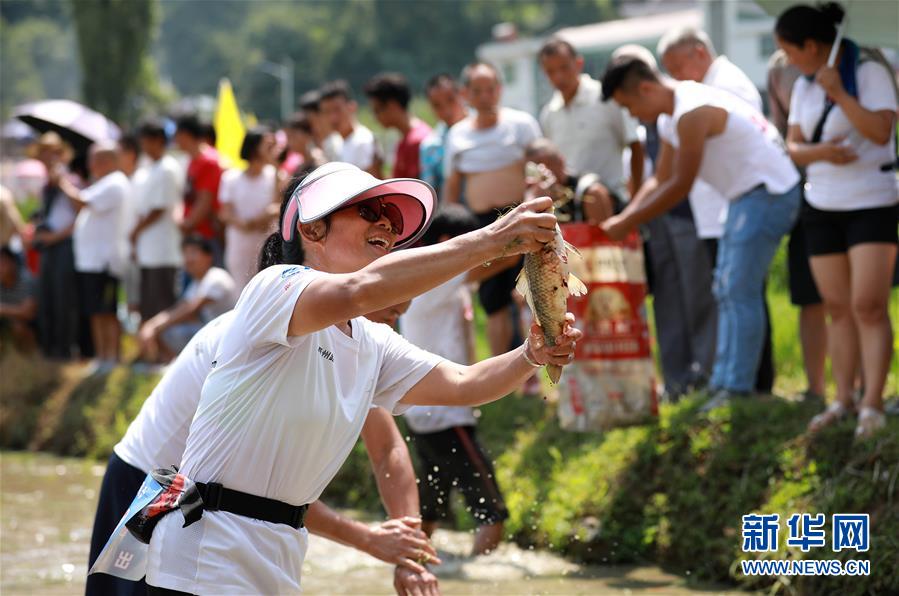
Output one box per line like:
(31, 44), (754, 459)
(659, 57), (763, 238)
(789, 60), (898, 211)
(658, 82), (799, 203)
(73, 170), (130, 276)
(114, 312), (234, 474)
(133, 155), (183, 268)
(147, 265), (444, 595)
(540, 74), (639, 196)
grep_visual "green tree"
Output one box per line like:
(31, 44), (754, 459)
(0, 16), (81, 118)
(70, 0), (157, 122)
(153, 0), (617, 123)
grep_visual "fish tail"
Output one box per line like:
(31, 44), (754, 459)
(546, 364), (563, 384)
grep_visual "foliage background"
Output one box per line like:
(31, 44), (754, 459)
(1, 0), (616, 124)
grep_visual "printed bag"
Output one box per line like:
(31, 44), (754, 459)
(557, 224), (658, 431)
(89, 467), (203, 580)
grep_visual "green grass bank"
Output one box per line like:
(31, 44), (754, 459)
(1, 243), (897, 595)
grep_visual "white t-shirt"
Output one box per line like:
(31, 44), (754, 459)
(73, 170), (129, 276)
(339, 124), (377, 170)
(659, 57), (764, 238)
(789, 61), (899, 211)
(133, 155), (184, 268)
(114, 312), (233, 473)
(540, 74), (639, 196)
(322, 132), (344, 162)
(147, 265), (444, 595)
(219, 165), (277, 287)
(401, 274), (477, 434)
(658, 82), (799, 201)
(121, 167), (147, 246)
(219, 165), (276, 222)
(183, 266), (237, 323)
(444, 107), (541, 176)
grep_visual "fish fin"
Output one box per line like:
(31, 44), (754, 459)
(515, 269), (538, 317)
(567, 273), (588, 297)
(546, 364), (563, 384)
(564, 241), (583, 259)
(515, 268), (530, 301)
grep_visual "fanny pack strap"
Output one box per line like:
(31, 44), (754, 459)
(197, 482), (308, 529)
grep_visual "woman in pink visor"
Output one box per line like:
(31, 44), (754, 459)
(144, 162), (582, 595)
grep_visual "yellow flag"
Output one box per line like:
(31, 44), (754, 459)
(214, 78), (246, 169)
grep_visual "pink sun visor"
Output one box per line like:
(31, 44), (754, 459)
(281, 162), (436, 249)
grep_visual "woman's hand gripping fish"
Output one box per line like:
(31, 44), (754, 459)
(516, 211), (587, 383)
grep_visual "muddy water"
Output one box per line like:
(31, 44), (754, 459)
(1, 452), (741, 595)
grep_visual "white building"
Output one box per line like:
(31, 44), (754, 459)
(478, 0), (778, 115)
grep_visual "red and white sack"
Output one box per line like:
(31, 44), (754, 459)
(557, 224), (658, 431)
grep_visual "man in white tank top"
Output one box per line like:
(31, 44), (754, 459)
(599, 56), (800, 405)
(656, 28), (777, 397)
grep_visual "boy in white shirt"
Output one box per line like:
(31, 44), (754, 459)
(131, 120), (183, 324)
(138, 236), (236, 361)
(401, 205), (509, 556)
(319, 80), (383, 177)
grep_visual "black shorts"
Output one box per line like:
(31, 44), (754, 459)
(474, 210), (522, 315)
(78, 271), (119, 316)
(803, 202), (899, 257)
(787, 201), (822, 306)
(139, 267), (177, 322)
(87, 452), (148, 596)
(409, 425), (509, 526)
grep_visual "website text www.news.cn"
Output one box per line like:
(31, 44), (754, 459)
(740, 513), (870, 577)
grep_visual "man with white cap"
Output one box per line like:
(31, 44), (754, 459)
(143, 162), (581, 594)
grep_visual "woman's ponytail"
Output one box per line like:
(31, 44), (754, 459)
(257, 232), (284, 271)
(819, 2), (846, 28)
(256, 176), (308, 272)
(775, 2), (845, 47)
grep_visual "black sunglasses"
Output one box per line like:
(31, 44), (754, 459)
(354, 197), (404, 236)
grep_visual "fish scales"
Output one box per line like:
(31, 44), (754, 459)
(516, 220), (587, 384)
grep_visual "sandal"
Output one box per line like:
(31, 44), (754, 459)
(808, 401), (853, 434)
(854, 407), (886, 440)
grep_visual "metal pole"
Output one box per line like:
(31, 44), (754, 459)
(260, 58), (294, 122)
(283, 57), (294, 122)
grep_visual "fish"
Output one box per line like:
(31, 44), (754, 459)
(515, 213), (587, 384)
